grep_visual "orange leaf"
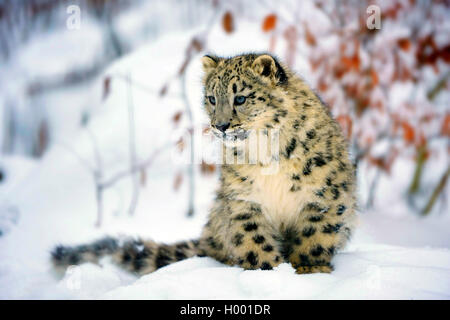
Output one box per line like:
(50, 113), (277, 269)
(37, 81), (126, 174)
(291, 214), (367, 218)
(172, 111), (183, 126)
(401, 121), (415, 144)
(336, 115), (353, 139)
(201, 160), (216, 175)
(222, 11), (234, 34)
(370, 68), (379, 86)
(262, 14), (277, 32)
(441, 114), (450, 136)
(397, 38), (411, 51)
(304, 24), (316, 46)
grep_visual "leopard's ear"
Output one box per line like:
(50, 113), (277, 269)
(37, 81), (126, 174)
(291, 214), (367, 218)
(251, 54), (288, 85)
(201, 55), (220, 71)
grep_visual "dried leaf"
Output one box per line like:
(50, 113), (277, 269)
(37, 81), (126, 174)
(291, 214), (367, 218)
(370, 68), (379, 86)
(102, 76), (111, 101)
(37, 120), (49, 157)
(172, 111), (183, 126)
(401, 121), (415, 144)
(222, 11), (234, 33)
(304, 24), (316, 46)
(441, 114), (450, 136)
(173, 172), (183, 191)
(397, 38), (411, 51)
(336, 115), (353, 139)
(201, 160), (216, 175)
(262, 14), (277, 32)
(159, 83), (169, 97)
(176, 137), (185, 152)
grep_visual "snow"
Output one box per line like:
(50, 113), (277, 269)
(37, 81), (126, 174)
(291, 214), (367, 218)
(1, 9), (449, 300)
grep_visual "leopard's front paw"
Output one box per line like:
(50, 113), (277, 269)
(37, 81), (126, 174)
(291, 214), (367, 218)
(295, 265), (333, 274)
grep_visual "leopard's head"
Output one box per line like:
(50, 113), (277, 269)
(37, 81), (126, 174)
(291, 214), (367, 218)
(201, 53), (289, 141)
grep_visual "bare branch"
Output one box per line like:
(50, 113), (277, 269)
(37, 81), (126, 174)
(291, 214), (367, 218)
(422, 167), (449, 215)
(126, 73), (140, 216)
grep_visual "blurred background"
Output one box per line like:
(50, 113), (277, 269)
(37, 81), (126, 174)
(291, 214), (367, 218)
(0, 0), (449, 299)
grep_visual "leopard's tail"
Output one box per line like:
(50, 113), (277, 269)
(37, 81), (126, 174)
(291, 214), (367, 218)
(51, 236), (207, 276)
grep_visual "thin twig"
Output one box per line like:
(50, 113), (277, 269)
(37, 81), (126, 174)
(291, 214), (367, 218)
(126, 73), (140, 216)
(422, 166), (449, 215)
(108, 73), (182, 99)
(180, 71), (195, 217)
(100, 142), (173, 189)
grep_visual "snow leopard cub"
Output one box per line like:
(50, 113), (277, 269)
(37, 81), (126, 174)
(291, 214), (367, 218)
(52, 53), (357, 275)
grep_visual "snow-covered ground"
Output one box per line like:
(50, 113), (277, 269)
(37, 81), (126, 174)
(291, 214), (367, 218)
(0, 18), (449, 300)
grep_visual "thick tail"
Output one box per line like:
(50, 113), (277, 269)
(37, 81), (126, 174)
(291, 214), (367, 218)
(51, 236), (206, 275)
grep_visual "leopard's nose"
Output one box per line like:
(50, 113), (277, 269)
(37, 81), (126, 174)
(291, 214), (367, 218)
(215, 122), (230, 133)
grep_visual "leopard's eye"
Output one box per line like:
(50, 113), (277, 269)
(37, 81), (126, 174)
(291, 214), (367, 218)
(208, 96), (216, 105)
(234, 95), (246, 106)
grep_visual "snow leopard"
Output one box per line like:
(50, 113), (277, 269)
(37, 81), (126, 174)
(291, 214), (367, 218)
(51, 53), (357, 275)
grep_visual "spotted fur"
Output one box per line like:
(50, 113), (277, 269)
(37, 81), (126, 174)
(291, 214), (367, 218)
(51, 53), (357, 276)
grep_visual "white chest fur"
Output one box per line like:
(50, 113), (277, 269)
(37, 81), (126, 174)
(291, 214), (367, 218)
(238, 166), (310, 227)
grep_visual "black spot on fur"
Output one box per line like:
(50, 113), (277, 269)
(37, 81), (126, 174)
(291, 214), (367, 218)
(327, 246), (336, 256)
(315, 188), (325, 198)
(308, 216), (323, 223)
(155, 247), (172, 269)
(299, 254), (310, 266)
(278, 227), (300, 260)
(263, 244), (273, 252)
(302, 226), (316, 237)
(314, 155), (326, 167)
(292, 174), (300, 180)
(337, 205), (347, 215)
(207, 236), (222, 250)
(303, 158), (312, 175)
(304, 202), (328, 213)
(250, 205), (262, 213)
(133, 251), (148, 271)
(261, 262), (273, 270)
(51, 245), (68, 262)
(253, 235), (265, 244)
(175, 249), (187, 261)
(243, 222), (258, 232)
(306, 130), (316, 139)
(122, 251), (132, 263)
(234, 213), (252, 220)
(69, 253), (80, 264)
(323, 223), (342, 234)
(331, 187), (340, 200)
(232, 233), (244, 246)
(247, 251), (258, 266)
(232, 83), (237, 93)
(338, 161), (347, 172)
(310, 245), (324, 257)
(285, 138), (297, 158)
